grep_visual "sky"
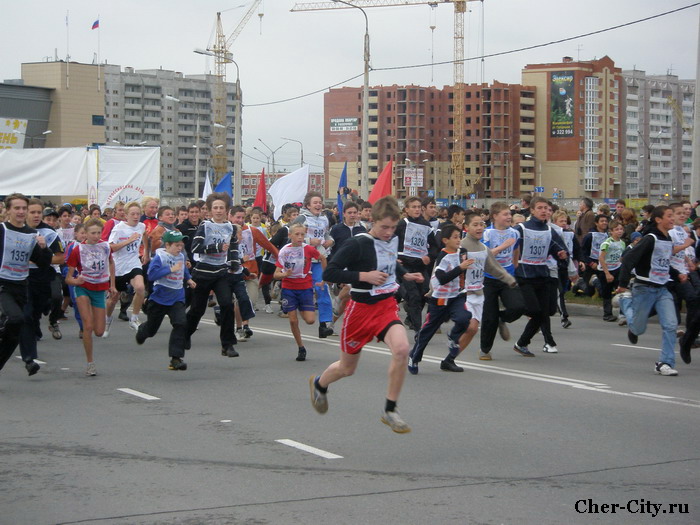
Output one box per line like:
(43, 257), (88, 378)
(2, 0), (698, 176)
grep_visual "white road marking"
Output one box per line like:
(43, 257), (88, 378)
(276, 439), (343, 459)
(60, 368), (70, 371)
(117, 388), (160, 401)
(611, 343), (661, 352)
(632, 392), (676, 399)
(220, 419), (232, 423)
(208, 321), (700, 409)
(15, 357), (47, 364)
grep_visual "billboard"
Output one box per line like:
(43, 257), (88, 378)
(0, 117), (28, 149)
(403, 167), (424, 188)
(330, 117), (359, 133)
(550, 71), (574, 137)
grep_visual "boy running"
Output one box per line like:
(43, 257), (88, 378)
(309, 197), (424, 433)
(274, 224), (326, 362)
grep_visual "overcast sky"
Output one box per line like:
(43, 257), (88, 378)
(2, 0), (698, 175)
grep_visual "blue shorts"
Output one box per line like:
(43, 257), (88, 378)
(75, 287), (107, 309)
(281, 287), (315, 313)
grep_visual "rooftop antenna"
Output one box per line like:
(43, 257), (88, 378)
(576, 44), (583, 61)
(259, 0), (265, 34)
(429, 4), (436, 83)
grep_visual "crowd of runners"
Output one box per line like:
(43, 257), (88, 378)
(0, 191), (696, 434)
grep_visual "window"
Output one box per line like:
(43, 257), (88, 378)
(92, 115), (105, 126)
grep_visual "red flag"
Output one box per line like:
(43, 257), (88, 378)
(368, 160), (393, 204)
(253, 169), (267, 212)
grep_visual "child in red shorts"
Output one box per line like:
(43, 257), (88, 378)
(274, 223), (326, 361)
(308, 196), (424, 433)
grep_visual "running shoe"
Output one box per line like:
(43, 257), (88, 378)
(85, 362), (97, 376)
(654, 362), (678, 376)
(103, 316), (113, 338)
(479, 351), (492, 361)
(513, 344), (535, 357)
(296, 347), (307, 362)
(236, 328), (248, 342)
(277, 311), (289, 318)
(118, 310), (129, 321)
(318, 325), (333, 338)
(207, 295), (217, 307)
(440, 357), (464, 372)
(543, 344), (558, 353)
(135, 328), (146, 345)
(603, 315), (617, 322)
(168, 358), (188, 371)
(49, 323), (62, 340)
(222, 344), (239, 358)
(498, 320), (511, 341)
(25, 360), (40, 376)
(617, 315), (627, 326)
(627, 330), (638, 345)
(264, 304), (273, 314)
(561, 317), (572, 329)
(129, 316), (141, 331)
(308, 376), (328, 414)
(381, 409), (411, 434)
(242, 325), (253, 339)
(407, 357), (419, 375)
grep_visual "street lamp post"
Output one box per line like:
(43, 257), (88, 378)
(258, 139), (288, 180)
(332, 0), (370, 200)
(281, 137), (304, 167)
(14, 129), (52, 148)
(254, 147), (272, 177)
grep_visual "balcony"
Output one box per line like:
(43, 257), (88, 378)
(520, 147), (535, 155)
(520, 109), (535, 118)
(520, 97), (535, 105)
(368, 108), (379, 117)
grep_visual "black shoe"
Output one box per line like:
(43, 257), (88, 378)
(243, 325), (253, 339)
(135, 329), (146, 345)
(561, 318), (572, 329)
(513, 344), (535, 357)
(222, 344), (239, 357)
(627, 330), (638, 345)
(318, 325), (333, 339)
(118, 310), (129, 321)
(679, 334), (692, 364)
(168, 358), (187, 371)
(214, 306), (221, 326)
(25, 360), (40, 376)
(603, 315), (617, 322)
(296, 347), (307, 362)
(440, 358), (463, 372)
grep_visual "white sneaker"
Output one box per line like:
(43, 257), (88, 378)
(543, 344), (558, 353)
(129, 316), (141, 331)
(617, 315), (627, 326)
(103, 316), (113, 338)
(85, 362), (97, 376)
(264, 304), (273, 314)
(236, 328), (248, 341)
(655, 362), (678, 376)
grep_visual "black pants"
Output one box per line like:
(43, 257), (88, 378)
(679, 271), (700, 347)
(187, 273), (236, 347)
(19, 279), (53, 363)
(137, 300), (187, 358)
(410, 295), (471, 363)
(537, 277), (559, 347)
(400, 266), (427, 330)
(480, 277), (525, 353)
(48, 275), (64, 324)
(669, 277), (698, 326)
(0, 282), (29, 371)
(516, 277), (552, 348)
(557, 267), (570, 319)
(596, 268), (620, 317)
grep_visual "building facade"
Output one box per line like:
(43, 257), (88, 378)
(0, 82), (53, 149)
(621, 70), (694, 200)
(323, 82), (535, 201)
(522, 56), (623, 200)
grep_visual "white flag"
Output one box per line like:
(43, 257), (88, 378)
(201, 171), (213, 200)
(268, 165), (310, 220)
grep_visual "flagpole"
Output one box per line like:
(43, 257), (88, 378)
(65, 10), (70, 89)
(97, 14), (101, 92)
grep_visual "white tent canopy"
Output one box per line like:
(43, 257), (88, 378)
(0, 146), (159, 206)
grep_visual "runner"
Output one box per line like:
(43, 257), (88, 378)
(259, 205), (299, 315)
(136, 230), (196, 371)
(309, 196), (425, 433)
(65, 218), (117, 376)
(0, 194), (53, 377)
(598, 220), (626, 322)
(407, 223), (473, 374)
(580, 214), (610, 304)
(274, 223), (326, 362)
(105, 202), (146, 335)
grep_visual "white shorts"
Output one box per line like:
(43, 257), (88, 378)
(465, 294), (484, 323)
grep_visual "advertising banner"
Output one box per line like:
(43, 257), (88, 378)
(97, 146), (160, 207)
(330, 117), (359, 133)
(0, 117), (28, 150)
(403, 167), (424, 187)
(550, 71), (575, 137)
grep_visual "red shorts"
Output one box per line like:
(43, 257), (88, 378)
(340, 296), (402, 354)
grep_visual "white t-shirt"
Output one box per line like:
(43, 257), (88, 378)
(109, 221), (146, 276)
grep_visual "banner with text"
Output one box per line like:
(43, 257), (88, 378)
(550, 71), (575, 138)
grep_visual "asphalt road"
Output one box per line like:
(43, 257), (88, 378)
(1, 301), (698, 525)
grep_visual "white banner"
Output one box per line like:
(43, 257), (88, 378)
(0, 117), (28, 150)
(0, 147), (88, 194)
(97, 146), (160, 207)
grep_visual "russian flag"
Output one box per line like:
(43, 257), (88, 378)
(92, 19), (99, 30)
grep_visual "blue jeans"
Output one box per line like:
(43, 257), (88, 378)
(629, 283), (677, 367)
(311, 261), (332, 323)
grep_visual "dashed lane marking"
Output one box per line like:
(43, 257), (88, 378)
(275, 439), (343, 459)
(632, 392), (676, 399)
(117, 388), (160, 401)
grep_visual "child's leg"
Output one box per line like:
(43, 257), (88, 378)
(105, 291), (119, 318)
(288, 310), (303, 347)
(92, 305), (106, 337)
(130, 274), (146, 315)
(318, 350), (361, 388)
(75, 295), (94, 362)
(410, 302), (448, 363)
(167, 303), (187, 358)
(458, 319), (480, 352)
(382, 323), (410, 403)
(140, 301), (167, 341)
(300, 310), (316, 325)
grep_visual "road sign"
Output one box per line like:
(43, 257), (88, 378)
(535, 186), (545, 193)
(553, 193), (559, 199)
(469, 194), (476, 200)
(427, 190), (434, 197)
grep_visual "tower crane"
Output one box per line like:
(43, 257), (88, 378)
(291, 0), (481, 198)
(667, 96), (692, 134)
(202, 0), (262, 190)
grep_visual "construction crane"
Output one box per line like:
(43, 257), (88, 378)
(291, 0), (480, 198)
(203, 0), (262, 197)
(667, 96), (692, 134)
